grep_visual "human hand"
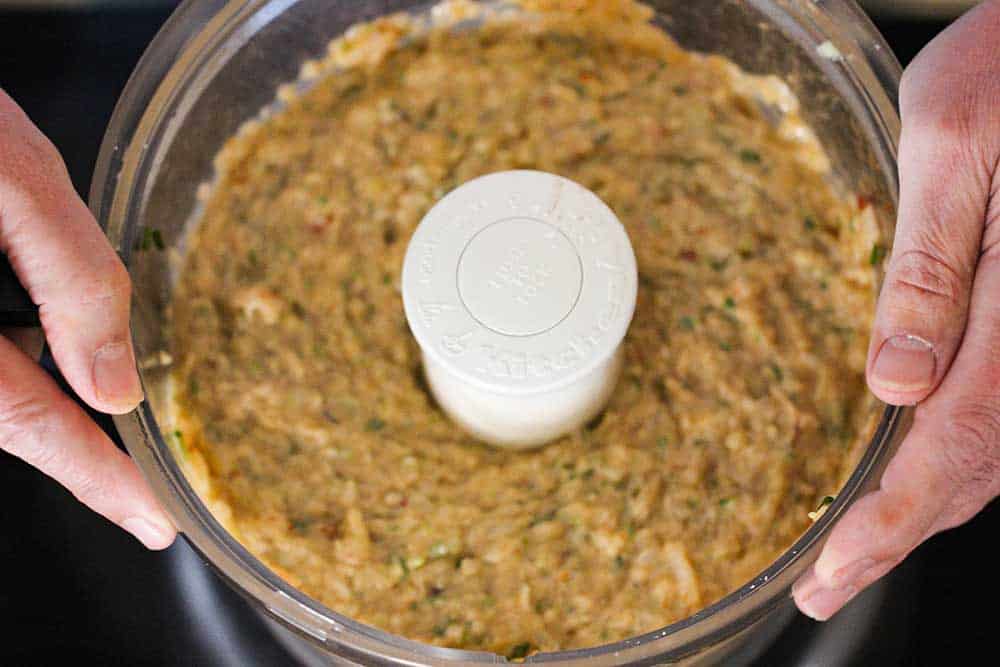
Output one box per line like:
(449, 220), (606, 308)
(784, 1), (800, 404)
(794, 0), (1000, 619)
(0, 89), (175, 550)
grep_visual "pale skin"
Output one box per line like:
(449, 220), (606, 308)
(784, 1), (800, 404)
(1, 1), (998, 621)
(793, 0), (1000, 619)
(0, 89), (175, 550)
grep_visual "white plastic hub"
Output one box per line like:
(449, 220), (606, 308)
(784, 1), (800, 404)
(401, 170), (638, 449)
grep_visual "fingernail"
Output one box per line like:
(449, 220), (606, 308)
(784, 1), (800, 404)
(827, 557), (878, 589)
(871, 335), (935, 395)
(798, 585), (859, 621)
(93, 341), (143, 411)
(121, 516), (175, 550)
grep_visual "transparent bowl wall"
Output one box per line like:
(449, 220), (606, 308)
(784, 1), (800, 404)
(92, 1), (908, 664)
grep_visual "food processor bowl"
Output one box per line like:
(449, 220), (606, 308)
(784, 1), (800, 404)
(91, 0), (908, 664)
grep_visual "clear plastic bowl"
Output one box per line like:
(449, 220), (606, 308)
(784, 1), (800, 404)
(91, 1), (909, 664)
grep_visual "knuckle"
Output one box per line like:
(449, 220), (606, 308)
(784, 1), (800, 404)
(0, 126), (65, 194)
(0, 388), (124, 516)
(871, 492), (918, 537)
(908, 98), (979, 146)
(21, 129), (64, 172)
(940, 401), (1000, 486)
(106, 260), (133, 299)
(68, 466), (117, 510)
(902, 50), (998, 150)
(84, 259), (133, 310)
(886, 247), (966, 309)
(0, 395), (58, 468)
(0, 394), (46, 448)
(979, 234), (1000, 270)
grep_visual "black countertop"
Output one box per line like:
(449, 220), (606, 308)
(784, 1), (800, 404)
(0, 7), (995, 665)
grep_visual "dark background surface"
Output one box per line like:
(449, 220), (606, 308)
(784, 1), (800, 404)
(0, 6), (995, 666)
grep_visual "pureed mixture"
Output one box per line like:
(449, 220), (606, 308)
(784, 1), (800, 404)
(169, 0), (882, 656)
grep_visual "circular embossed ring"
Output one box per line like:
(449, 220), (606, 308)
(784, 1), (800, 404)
(402, 170), (638, 448)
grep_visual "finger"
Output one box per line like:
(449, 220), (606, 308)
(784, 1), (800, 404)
(792, 412), (950, 620)
(0, 90), (142, 415)
(795, 206), (1000, 621)
(866, 2), (1000, 406)
(0, 334), (175, 549)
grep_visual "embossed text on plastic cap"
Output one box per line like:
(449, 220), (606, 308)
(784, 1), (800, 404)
(402, 170), (637, 397)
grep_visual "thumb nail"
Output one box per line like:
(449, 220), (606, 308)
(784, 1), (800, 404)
(122, 516), (175, 550)
(871, 335), (935, 396)
(93, 341), (144, 412)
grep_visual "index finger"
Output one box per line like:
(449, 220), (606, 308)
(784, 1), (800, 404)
(0, 89), (142, 414)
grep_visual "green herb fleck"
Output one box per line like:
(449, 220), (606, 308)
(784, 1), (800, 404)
(432, 623), (449, 638)
(869, 243), (887, 266)
(341, 83), (364, 100)
(171, 429), (188, 456)
(366, 417), (386, 432)
(600, 91), (630, 103)
(719, 341), (733, 352)
(769, 362), (784, 382)
(680, 316), (696, 330)
(563, 79), (586, 97)
(529, 509), (557, 527)
(719, 498), (733, 508)
(657, 436), (669, 451)
(724, 297), (735, 309)
(804, 216), (817, 231)
(139, 227), (166, 251)
(739, 148), (762, 164)
(808, 495), (837, 521)
(614, 555), (626, 570)
(507, 642), (533, 660)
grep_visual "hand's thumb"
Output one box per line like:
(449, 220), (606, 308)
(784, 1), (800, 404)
(866, 17), (999, 406)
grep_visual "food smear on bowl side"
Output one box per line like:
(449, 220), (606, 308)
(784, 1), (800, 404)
(168, 0), (882, 656)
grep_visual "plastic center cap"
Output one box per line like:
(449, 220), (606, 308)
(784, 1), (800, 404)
(401, 170), (637, 398)
(457, 218), (582, 337)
